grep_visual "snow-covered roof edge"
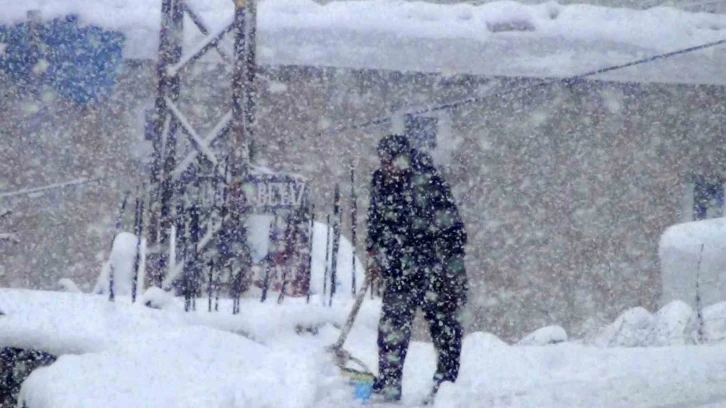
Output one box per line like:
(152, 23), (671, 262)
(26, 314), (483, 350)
(2, 0), (726, 84)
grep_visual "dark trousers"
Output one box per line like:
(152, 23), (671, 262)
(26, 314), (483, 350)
(373, 256), (467, 400)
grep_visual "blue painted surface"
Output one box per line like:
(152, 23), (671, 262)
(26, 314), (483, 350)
(0, 14), (125, 105)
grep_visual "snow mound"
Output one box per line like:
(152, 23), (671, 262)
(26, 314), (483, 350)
(0, 289), (190, 355)
(18, 326), (319, 408)
(646, 300), (693, 346)
(592, 307), (654, 347)
(0, 288), (379, 407)
(56, 278), (81, 293)
(309, 221), (366, 298)
(93, 232), (143, 297)
(587, 301), (702, 347)
(0, 287), (381, 354)
(140, 287), (176, 310)
(437, 340), (726, 408)
(518, 325), (568, 346)
(464, 331), (509, 350)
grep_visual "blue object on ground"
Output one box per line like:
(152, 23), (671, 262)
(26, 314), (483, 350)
(354, 379), (374, 402)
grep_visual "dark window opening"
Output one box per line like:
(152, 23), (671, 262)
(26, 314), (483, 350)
(693, 175), (724, 220)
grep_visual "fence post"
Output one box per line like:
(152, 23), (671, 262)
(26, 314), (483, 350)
(351, 167), (357, 296)
(322, 214), (331, 303)
(329, 184), (341, 307)
(306, 208), (315, 304)
(132, 184), (146, 303)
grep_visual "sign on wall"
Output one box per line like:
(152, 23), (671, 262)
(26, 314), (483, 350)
(233, 173), (309, 214)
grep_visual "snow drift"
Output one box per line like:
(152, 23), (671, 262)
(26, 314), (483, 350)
(5, 288), (726, 407)
(517, 325), (568, 346)
(18, 327), (319, 408)
(585, 300), (726, 347)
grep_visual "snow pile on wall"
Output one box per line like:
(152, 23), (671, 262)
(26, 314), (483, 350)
(659, 218), (726, 309)
(185, 294), (381, 345)
(0, 287), (377, 407)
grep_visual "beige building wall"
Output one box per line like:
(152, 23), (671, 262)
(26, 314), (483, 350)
(252, 67), (726, 340)
(2, 62), (725, 341)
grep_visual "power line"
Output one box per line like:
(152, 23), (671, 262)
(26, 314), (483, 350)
(5, 38), (725, 201)
(0, 177), (108, 200)
(320, 37), (726, 137)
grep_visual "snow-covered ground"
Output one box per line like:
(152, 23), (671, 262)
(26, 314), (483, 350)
(93, 218), (365, 305)
(3, 287), (726, 408)
(1, 0), (725, 84)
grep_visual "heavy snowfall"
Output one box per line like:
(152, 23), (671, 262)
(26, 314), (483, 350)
(1, 0), (726, 407)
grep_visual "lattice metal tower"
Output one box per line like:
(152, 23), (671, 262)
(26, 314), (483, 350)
(145, 0), (258, 291)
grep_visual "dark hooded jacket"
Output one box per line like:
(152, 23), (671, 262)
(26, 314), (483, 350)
(366, 147), (467, 283)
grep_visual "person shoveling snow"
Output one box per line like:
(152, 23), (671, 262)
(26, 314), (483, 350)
(356, 134), (469, 405)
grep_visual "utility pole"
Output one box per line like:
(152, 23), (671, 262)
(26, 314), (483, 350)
(231, 0), (250, 175)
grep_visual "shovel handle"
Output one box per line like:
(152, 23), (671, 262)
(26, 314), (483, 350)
(333, 270), (373, 349)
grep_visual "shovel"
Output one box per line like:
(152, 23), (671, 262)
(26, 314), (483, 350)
(326, 269), (375, 378)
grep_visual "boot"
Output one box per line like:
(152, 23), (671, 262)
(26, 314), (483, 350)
(372, 376), (402, 403)
(422, 374), (446, 406)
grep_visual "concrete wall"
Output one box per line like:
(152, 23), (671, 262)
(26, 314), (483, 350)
(0, 63), (153, 290)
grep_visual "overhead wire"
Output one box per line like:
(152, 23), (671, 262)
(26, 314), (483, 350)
(4, 38), (725, 200)
(318, 37), (726, 137)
